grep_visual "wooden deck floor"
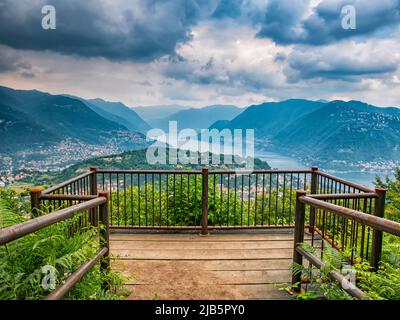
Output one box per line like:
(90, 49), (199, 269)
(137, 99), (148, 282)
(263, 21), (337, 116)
(110, 230), (305, 300)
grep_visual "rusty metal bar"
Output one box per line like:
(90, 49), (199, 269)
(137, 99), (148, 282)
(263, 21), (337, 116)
(371, 188), (387, 270)
(201, 168), (209, 235)
(99, 191), (110, 276)
(309, 193), (377, 200)
(30, 188), (42, 218)
(292, 189), (306, 291)
(45, 247), (108, 300)
(309, 167), (318, 232)
(296, 246), (368, 300)
(299, 195), (399, 237)
(40, 194), (98, 201)
(97, 169), (202, 174)
(316, 172), (374, 193)
(42, 172), (92, 195)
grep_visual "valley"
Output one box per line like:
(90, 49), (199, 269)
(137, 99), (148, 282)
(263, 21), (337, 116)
(1, 85), (399, 188)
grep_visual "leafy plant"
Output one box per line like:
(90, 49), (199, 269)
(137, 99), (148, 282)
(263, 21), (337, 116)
(0, 188), (127, 300)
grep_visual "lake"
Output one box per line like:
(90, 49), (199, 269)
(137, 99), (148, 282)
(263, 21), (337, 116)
(155, 134), (393, 188)
(255, 150), (393, 188)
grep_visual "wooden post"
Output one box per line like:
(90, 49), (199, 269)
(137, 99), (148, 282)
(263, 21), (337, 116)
(89, 167), (98, 226)
(309, 166), (318, 232)
(292, 190), (306, 292)
(370, 187), (386, 271)
(201, 168), (209, 236)
(98, 191), (110, 289)
(30, 188), (42, 218)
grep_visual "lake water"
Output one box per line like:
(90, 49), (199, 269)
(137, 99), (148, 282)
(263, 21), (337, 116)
(255, 151), (393, 188)
(155, 134), (393, 188)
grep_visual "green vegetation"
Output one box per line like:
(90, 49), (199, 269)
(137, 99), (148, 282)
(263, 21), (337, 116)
(0, 188), (127, 300)
(18, 148), (271, 186)
(292, 244), (400, 300)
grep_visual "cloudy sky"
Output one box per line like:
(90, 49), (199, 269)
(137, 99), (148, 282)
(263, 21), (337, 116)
(0, 0), (399, 107)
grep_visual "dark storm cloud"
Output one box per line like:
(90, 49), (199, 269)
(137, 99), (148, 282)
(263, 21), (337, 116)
(0, 46), (32, 73)
(0, 0), (216, 62)
(257, 0), (400, 45)
(212, 0), (243, 19)
(286, 47), (398, 82)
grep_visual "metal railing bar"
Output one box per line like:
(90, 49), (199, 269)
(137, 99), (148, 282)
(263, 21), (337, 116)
(0, 197), (107, 245)
(42, 172), (93, 195)
(308, 193), (378, 200)
(299, 196), (400, 237)
(40, 194), (98, 201)
(45, 247), (108, 300)
(296, 246), (368, 300)
(316, 172), (374, 193)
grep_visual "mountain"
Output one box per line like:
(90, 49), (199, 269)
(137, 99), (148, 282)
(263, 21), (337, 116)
(0, 86), (149, 173)
(273, 100), (400, 165)
(0, 86), (127, 147)
(152, 105), (243, 131)
(209, 120), (231, 131)
(0, 102), (59, 153)
(87, 98), (151, 134)
(134, 105), (192, 127)
(217, 99), (326, 137)
(207, 98), (400, 168)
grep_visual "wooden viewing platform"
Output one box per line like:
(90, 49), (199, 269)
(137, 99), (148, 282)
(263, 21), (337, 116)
(110, 230), (318, 300)
(4, 167), (396, 300)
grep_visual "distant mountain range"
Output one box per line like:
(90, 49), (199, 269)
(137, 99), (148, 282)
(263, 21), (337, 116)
(134, 105), (192, 127)
(212, 99), (400, 169)
(2, 84), (400, 174)
(0, 86), (150, 172)
(87, 98), (151, 134)
(143, 104), (243, 131)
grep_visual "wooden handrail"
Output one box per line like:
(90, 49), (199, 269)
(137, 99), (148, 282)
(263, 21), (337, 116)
(299, 195), (399, 237)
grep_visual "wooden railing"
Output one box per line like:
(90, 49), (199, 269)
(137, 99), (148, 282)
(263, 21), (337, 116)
(32, 167), (379, 233)
(292, 187), (397, 299)
(1, 191), (110, 300)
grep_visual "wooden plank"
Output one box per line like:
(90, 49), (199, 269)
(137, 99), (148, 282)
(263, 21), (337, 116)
(110, 233), (313, 242)
(110, 232), (301, 300)
(113, 259), (292, 272)
(123, 270), (292, 285)
(112, 248), (294, 260)
(124, 284), (289, 300)
(111, 240), (296, 250)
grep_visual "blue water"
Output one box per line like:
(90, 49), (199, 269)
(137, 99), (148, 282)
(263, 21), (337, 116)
(255, 151), (393, 188)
